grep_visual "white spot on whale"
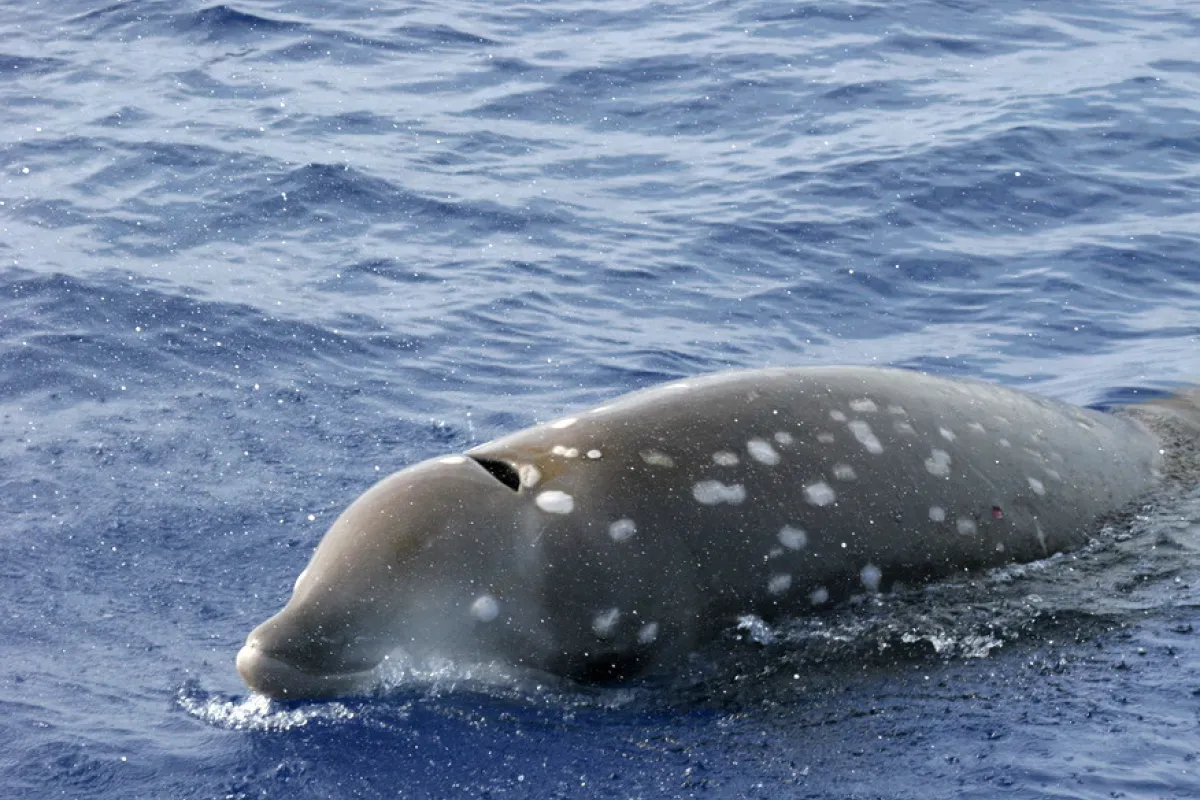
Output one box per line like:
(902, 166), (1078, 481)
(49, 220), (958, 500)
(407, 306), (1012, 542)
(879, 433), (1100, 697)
(470, 595), (499, 623)
(816, 432), (836, 444)
(712, 450), (740, 466)
(849, 398), (878, 413)
(1044, 468), (1062, 482)
(893, 421), (916, 436)
(637, 622), (659, 644)
(925, 448), (952, 477)
(810, 587), (830, 605)
(551, 445), (579, 458)
(438, 455), (467, 465)
(847, 420), (884, 454)
(829, 410), (848, 422)
(550, 417), (578, 429)
(774, 431), (795, 446)
(1027, 477), (1046, 496)
(803, 481), (836, 507)
(536, 490), (574, 514)
(832, 463), (857, 481)
(608, 518), (637, 542)
(887, 404), (907, 416)
(860, 564), (882, 592)
(778, 525), (808, 550)
(998, 438), (1012, 448)
(587, 449), (602, 459)
(968, 422), (987, 434)
(592, 607), (620, 638)
(747, 438), (780, 465)
(519, 464), (541, 488)
(956, 517), (977, 535)
(939, 427), (956, 442)
(929, 505), (946, 522)
(693, 480), (746, 505)
(767, 574), (793, 595)
(640, 450), (675, 468)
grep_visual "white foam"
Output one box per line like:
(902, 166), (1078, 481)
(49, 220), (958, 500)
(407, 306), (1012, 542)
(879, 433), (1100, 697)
(535, 490), (575, 514)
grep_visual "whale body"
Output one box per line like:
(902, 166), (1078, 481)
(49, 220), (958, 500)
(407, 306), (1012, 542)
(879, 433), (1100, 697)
(236, 366), (1196, 699)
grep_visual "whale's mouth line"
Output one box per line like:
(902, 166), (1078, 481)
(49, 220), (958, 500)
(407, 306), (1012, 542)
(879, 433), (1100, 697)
(237, 644), (381, 699)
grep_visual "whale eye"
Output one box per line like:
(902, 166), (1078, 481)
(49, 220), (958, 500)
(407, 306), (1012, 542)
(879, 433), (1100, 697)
(469, 457), (521, 492)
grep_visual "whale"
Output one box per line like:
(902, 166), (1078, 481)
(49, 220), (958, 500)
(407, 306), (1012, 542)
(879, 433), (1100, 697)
(236, 366), (1199, 699)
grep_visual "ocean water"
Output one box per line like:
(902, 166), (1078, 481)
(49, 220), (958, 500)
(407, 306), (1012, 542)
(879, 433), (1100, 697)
(2, 0), (1199, 797)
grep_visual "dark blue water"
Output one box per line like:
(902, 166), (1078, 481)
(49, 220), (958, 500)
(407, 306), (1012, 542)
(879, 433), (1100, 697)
(2, 1), (1199, 797)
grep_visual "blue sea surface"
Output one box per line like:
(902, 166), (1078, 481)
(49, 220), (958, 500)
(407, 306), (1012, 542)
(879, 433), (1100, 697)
(2, 0), (1199, 797)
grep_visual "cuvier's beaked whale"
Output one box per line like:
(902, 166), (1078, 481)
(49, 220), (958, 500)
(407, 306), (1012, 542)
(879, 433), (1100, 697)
(236, 366), (1199, 699)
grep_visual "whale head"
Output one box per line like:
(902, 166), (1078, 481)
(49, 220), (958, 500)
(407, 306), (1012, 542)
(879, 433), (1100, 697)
(236, 455), (542, 699)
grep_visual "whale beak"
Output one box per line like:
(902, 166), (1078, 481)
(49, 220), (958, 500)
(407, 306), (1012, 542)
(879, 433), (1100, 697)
(236, 638), (374, 699)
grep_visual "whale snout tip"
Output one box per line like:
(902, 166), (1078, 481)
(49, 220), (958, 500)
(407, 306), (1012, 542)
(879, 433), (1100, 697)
(236, 639), (375, 700)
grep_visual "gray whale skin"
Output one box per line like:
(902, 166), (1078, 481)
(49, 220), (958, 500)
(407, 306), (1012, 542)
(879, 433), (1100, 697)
(236, 366), (1199, 699)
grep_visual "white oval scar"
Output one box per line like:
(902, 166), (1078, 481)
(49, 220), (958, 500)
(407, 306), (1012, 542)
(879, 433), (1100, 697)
(847, 420), (884, 454)
(929, 505), (946, 522)
(803, 481), (836, 507)
(832, 463), (857, 481)
(887, 405), (907, 416)
(470, 595), (500, 623)
(767, 574), (793, 595)
(925, 449), (952, 477)
(939, 427), (956, 442)
(773, 431), (795, 446)
(535, 490), (575, 514)
(438, 455), (467, 465)
(860, 564), (882, 592)
(810, 587), (830, 605)
(640, 450), (675, 468)
(893, 421), (916, 436)
(692, 480), (746, 505)
(816, 432), (836, 444)
(747, 437), (780, 465)
(712, 450), (740, 466)
(968, 422), (987, 434)
(849, 398), (878, 413)
(998, 438), (1012, 448)
(519, 464), (541, 488)
(551, 445), (580, 458)
(549, 417), (578, 429)
(1027, 477), (1046, 496)
(778, 525), (808, 550)
(592, 607), (620, 638)
(586, 449), (602, 459)
(637, 622), (660, 644)
(608, 518), (637, 542)
(829, 410), (848, 422)
(956, 517), (977, 535)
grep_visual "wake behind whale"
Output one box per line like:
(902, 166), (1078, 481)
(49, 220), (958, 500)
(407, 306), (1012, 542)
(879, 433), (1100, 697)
(235, 367), (1200, 699)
